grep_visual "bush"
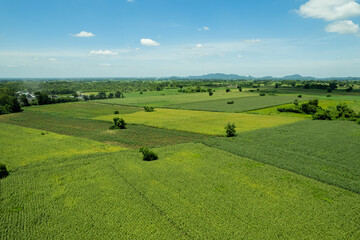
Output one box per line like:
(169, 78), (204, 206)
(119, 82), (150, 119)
(326, 94), (332, 97)
(225, 123), (236, 137)
(139, 148), (158, 161)
(209, 91), (213, 96)
(309, 99), (319, 107)
(226, 89), (231, 92)
(298, 95), (302, 98)
(144, 106), (155, 112)
(259, 93), (266, 96)
(294, 99), (299, 106)
(301, 103), (318, 115)
(312, 109), (334, 120)
(227, 101), (234, 104)
(277, 106), (302, 113)
(0, 164), (9, 179)
(336, 104), (356, 120)
(114, 110), (120, 114)
(109, 117), (127, 130)
(357, 118), (360, 125)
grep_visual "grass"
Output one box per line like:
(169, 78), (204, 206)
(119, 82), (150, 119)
(95, 108), (305, 136)
(204, 120), (360, 193)
(0, 122), (124, 169)
(0, 111), (210, 148)
(25, 101), (141, 119)
(1, 142), (360, 239)
(169, 95), (313, 112)
(95, 91), (256, 107)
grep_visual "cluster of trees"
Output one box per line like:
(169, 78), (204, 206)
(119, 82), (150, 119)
(0, 88), (22, 115)
(144, 106), (155, 112)
(278, 99), (359, 122)
(84, 91), (124, 101)
(109, 117), (127, 130)
(34, 91), (79, 105)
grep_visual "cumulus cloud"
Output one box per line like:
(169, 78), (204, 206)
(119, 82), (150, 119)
(326, 20), (360, 34)
(140, 38), (160, 46)
(99, 63), (111, 66)
(298, 0), (360, 21)
(237, 55), (243, 58)
(89, 50), (118, 56)
(198, 26), (210, 31)
(74, 31), (95, 37)
(49, 58), (57, 61)
(196, 44), (203, 48)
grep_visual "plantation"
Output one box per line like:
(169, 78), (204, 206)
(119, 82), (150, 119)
(204, 120), (360, 193)
(170, 95), (313, 112)
(95, 108), (305, 136)
(1, 142), (360, 239)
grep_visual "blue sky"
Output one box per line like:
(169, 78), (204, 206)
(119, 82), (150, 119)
(1, 0), (360, 78)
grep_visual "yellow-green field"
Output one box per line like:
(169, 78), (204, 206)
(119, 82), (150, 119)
(0, 123), (124, 169)
(95, 108), (305, 135)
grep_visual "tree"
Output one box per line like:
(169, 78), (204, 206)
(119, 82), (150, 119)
(209, 91), (213, 96)
(34, 91), (51, 105)
(97, 91), (107, 99)
(115, 91), (123, 98)
(20, 94), (30, 106)
(109, 117), (127, 130)
(108, 93), (114, 98)
(83, 95), (90, 101)
(0, 163), (9, 179)
(144, 106), (154, 112)
(225, 123), (236, 137)
(226, 88), (231, 92)
(139, 148), (158, 161)
(294, 99), (299, 106)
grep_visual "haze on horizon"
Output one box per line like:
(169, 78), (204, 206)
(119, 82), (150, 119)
(1, 0), (360, 78)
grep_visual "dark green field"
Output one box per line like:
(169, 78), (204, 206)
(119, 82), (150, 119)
(204, 120), (360, 193)
(0, 111), (210, 148)
(170, 95), (312, 112)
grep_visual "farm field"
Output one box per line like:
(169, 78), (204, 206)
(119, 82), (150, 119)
(25, 102), (141, 119)
(0, 111), (210, 148)
(0, 122), (124, 169)
(95, 108), (305, 136)
(1, 142), (360, 239)
(95, 90), (256, 107)
(204, 120), (360, 193)
(170, 95), (312, 112)
(250, 98), (360, 116)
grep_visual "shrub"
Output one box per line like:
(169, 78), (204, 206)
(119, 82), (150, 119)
(259, 93), (266, 96)
(226, 89), (231, 92)
(326, 94), (332, 97)
(277, 106), (302, 113)
(301, 103), (318, 115)
(238, 87), (242, 92)
(140, 91), (143, 95)
(0, 164), (9, 179)
(114, 110), (120, 114)
(227, 101), (234, 104)
(309, 99), (319, 107)
(109, 117), (126, 130)
(312, 109), (334, 120)
(209, 91), (213, 96)
(225, 123), (236, 137)
(357, 118), (360, 125)
(139, 148), (158, 161)
(336, 104), (356, 120)
(294, 99), (299, 106)
(298, 95), (302, 98)
(144, 106), (155, 112)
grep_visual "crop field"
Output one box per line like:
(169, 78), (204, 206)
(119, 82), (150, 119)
(1, 142), (360, 239)
(95, 91), (256, 107)
(170, 95), (312, 112)
(25, 102), (141, 119)
(0, 122), (123, 169)
(204, 120), (360, 193)
(95, 108), (305, 136)
(0, 111), (210, 148)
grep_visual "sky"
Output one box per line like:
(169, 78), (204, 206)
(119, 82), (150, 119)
(1, 0), (360, 78)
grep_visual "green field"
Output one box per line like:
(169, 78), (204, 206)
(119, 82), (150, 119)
(0, 111), (210, 148)
(95, 108), (305, 136)
(0, 123), (124, 169)
(1, 142), (360, 239)
(170, 95), (312, 112)
(204, 120), (360, 193)
(95, 91), (256, 107)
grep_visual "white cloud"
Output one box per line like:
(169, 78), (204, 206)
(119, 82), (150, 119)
(74, 31), (95, 37)
(100, 63), (111, 66)
(198, 26), (210, 31)
(89, 50), (118, 56)
(245, 39), (261, 43)
(7, 64), (17, 68)
(325, 20), (360, 34)
(49, 58), (57, 61)
(140, 38), (160, 47)
(196, 44), (203, 48)
(298, 0), (360, 21)
(237, 55), (243, 58)
(127, 0), (134, 2)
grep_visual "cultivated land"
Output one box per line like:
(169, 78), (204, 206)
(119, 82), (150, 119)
(95, 108), (305, 136)
(1, 82), (360, 239)
(170, 95), (313, 112)
(1, 142), (360, 239)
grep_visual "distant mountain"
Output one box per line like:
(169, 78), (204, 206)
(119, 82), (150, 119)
(162, 73), (360, 81)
